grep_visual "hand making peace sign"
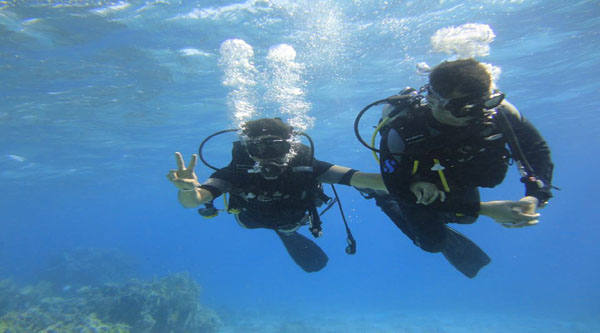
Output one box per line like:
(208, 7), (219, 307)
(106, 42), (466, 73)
(166, 152), (199, 191)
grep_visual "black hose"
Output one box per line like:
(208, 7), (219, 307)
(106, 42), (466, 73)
(198, 129), (238, 171)
(297, 132), (315, 161)
(495, 109), (536, 176)
(353, 98), (389, 154)
(330, 184), (356, 255)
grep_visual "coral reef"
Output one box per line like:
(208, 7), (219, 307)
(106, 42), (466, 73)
(0, 273), (222, 333)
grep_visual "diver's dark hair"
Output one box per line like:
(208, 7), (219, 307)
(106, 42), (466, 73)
(242, 118), (293, 139)
(429, 58), (491, 99)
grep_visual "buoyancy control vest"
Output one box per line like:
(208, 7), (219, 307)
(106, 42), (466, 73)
(379, 104), (511, 200)
(226, 141), (328, 228)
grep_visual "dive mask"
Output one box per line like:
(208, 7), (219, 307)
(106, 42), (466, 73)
(245, 137), (291, 159)
(426, 84), (505, 118)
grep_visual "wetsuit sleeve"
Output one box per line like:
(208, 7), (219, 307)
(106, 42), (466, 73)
(501, 102), (554, 203)
(199, 167), (234, 198)
(314, 159), (358, 185)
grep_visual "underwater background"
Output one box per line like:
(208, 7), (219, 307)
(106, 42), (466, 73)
(1, 0), (599, 332)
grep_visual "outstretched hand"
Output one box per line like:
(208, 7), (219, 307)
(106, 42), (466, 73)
(480, 196), (540, 228)
(166, 152), (199, 190)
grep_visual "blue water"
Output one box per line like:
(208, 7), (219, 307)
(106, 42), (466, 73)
(1, 0), (599, 332)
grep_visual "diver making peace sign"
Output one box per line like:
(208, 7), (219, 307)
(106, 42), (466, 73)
(168, 118), (386, 272)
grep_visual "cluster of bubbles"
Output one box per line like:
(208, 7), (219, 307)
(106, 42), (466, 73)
(265, 44), (313, 132)
(218, 39), (259, 128)
(426, 23), (502, 85)
(218, 39), (313, 133)
(431, 23), (496, 58)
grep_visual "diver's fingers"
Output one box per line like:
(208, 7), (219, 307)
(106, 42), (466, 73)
(174, 152), (185, 170)
(511, 208), (540, 221)
(500, 221), (524, 228)
(512, 201), (537, 214)
(439, 191), (446, 202)
(500, 219), (539, 228)
(187, 154), (197, 171)
(422, 190), (439, 205)
(494, 217), (511, 224)
(414, 189), (423, 204)
(166, 169), (178, 181)
(172, 178), (192, 190)
(514, 200), (534, 209)
(525, 220), (539, 226)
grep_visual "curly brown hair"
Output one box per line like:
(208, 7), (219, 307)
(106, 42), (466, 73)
(429, 58), (491, 100)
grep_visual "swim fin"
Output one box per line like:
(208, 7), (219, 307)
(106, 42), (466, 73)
(442, 226), (491, 278)
(276, 231), (328, 273)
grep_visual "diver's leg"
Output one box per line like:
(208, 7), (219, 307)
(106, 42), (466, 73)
(375, 195), (447, 253)
(394, 202), (490, 277)
(444, 188), (480, 224)
(275, 227), (328, 273)
(374, 193), (489, 277)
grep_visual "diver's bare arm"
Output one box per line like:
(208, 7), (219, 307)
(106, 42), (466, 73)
(318, 165), (387, 191)
(479, 196), (540, 228)
(178, 187), (214, 208)
(350, 172), (387, 191)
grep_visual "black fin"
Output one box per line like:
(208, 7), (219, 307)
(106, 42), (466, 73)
(442, 226), (491, 278)
(276, 231), (328, 272)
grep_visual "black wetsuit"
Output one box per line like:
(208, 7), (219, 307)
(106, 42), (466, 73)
(199, 142), (343, 229)
(198, 141), (353, 272)
(376, 101), (554, 253)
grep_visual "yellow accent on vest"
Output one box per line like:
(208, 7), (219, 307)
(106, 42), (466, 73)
(412, 160), (419, 175)
(433, 158), (451, 192)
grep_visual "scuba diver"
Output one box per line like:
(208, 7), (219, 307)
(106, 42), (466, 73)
(167, 118), (386, 273)
(354, 58), (555, 278)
